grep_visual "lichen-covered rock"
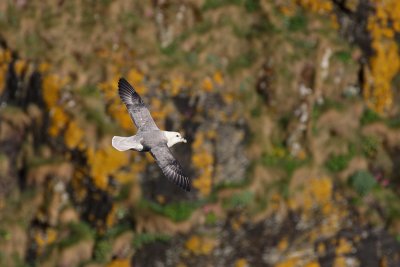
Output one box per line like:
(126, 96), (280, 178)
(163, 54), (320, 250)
(0, 1), (400, 267)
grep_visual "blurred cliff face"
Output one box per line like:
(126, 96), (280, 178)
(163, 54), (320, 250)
(1, 1), (400, 267)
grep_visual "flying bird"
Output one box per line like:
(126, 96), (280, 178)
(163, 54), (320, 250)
(112, 78), (191, 191)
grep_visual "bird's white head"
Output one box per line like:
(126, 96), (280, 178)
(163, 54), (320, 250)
(164, 131), (187, 147)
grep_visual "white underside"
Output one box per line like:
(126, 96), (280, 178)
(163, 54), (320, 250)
(112, 136), (143, 151)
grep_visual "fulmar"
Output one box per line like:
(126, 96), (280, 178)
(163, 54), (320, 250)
(112, 78), (191, 191)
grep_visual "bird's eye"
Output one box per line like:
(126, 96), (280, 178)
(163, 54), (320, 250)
(176, 135), (179, 137)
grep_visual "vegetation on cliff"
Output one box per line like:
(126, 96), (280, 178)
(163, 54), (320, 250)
(0, 0), (400, 266)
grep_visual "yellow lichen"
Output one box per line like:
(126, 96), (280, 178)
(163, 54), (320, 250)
(34, 228), (58, 255)
(235, 258), (249, 267)
(39, 62), (51, 73)
(305, 261), (320, 267)
(297, 0), (333, 14)
(201, 77), (213, 92)
(106, 259), (130, 267)
(363, 1), (400, 113)
(106, 204), (116, 228)
(99, 76), (119, 100)
(336, 238), (353, 255)
(213, 71), (224, 86)
(128, 68), (144, 85)
(275, 257), (300, 267)
(64, 120), (85, 150)
(166, 75), (186, 96)
(191, 132), (214, 196)
(185, 235), (216, 255)
(0, 48), (11, 63)
(156, 194), (165, 204)
(300, 177), (333, 211)
(364, 28), (399, 113)
(14, 59), (27, 76)
(231, 214), (245, 231)
(48, 106), (69, 137)
(317, 242), (326, 255)
(0, 48), (12, 94)
(284, 0), (400, 114)
(333, 256), (347, 267)
(87, 146), (129, 190)
(222, 92), (235, 105)
(42, 74), (63, 107)
(277, 237), (289, 251)
(114, 171), (135, 184)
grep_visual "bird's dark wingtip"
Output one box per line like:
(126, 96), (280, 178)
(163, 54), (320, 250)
(118, 77), (138, 105)
(184, 178), (191, 192)
(118, 77), (133, 91)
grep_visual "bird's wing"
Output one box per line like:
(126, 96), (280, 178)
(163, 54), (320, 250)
(118, 78), (159, 131)
(150, 144), (191, 191)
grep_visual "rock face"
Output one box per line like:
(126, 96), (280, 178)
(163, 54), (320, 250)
(1, 1), (400, 267)
(215, 124), (249, 184)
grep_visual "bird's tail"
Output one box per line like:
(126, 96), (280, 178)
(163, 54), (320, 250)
(112, 136), (141, 151)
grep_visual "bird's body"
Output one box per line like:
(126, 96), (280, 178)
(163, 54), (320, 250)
(112, 78), (190, 191)
(140, 130), (165, 151)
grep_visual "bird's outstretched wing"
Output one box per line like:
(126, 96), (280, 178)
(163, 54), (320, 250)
(150, 144), (191, 191)
(118, 78), (159, 131)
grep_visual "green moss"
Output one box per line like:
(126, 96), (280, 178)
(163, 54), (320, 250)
(12, 252), (29, 267)
(360, 108), (381, 125)
(205, 212), (218, 225)
(115, 183), (131, 201)
(83, 105), (116, 135)
(325, 144), (355, 172)
(0, 228), (10, 241)
(312, 99), (345, 122)
(248, 101), (263, 120)
(361, 135), (379, 158)
(262, 147), (309, 176)
(79, 85), (100, 97)
(227, 51), (256, 73)
(93, 238), (112, 263)
(58, 222), (94, 249)
(286, 12), (308, 32)
(222, 191), (254, 209)
(185, 51), (199, 66)
(27, 157), (64, 169)
(244, 0), (260, 12)
(120, 12), (141, 32)
(0, 153), (7, 163)
(160, 41), (179, 56)
(139, 200), (201, 222)
(104, 223), (131, 239)
(374, 189), (400, 221)
(334, 50), (352, 63)
(206, 54), (222, 68)
(348, 170), (377, 196)
(133, 232), (171, 249)
(202, 0), (242, 10)
(5, 4), (20, 28)
(202, 0), (259, 12)
(360, 109), (400, 128)
(42, 8), (58, 29)
(386, 116), (400, 128)
(325, 154), (350, 172)
(214, 178), (250, 191)
(194, 20), (213, 34)
(232, 17), (274, 39)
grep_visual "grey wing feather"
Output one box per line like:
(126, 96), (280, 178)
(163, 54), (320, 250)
(118, 78), (158, 130)
(150, 144), (191, 192)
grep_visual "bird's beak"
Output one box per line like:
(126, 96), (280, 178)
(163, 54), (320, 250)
(182, 138), (187, 143)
